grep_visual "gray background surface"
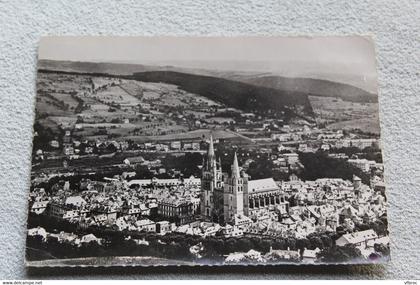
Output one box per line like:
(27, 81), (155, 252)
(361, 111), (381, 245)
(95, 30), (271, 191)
(0, 0), (418, 279)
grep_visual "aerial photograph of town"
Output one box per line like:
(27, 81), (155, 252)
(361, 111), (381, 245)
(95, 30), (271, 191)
(26, 36), (390, 266)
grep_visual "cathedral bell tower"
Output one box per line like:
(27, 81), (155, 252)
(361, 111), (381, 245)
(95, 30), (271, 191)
(200, 136), (223, 221)
(223, 152), (247, 223)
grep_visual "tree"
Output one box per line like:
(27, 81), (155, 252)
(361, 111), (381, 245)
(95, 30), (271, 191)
(202, 237), (224, 260)
(298, 152), (370, 184)
(371, 220), (388, 236)
(317, 245), (363, 263)
(320, 234), (333, 248)
(272, 239), (287, 250)
(236, 238), (253, 252)
(308, 236), (324, 249)
(296, 238), (310, 250)
(285, 237), (297, 250)
(374, 243), (390, 257)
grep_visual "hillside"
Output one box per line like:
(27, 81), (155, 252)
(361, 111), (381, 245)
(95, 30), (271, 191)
(132, 71), (314, 116)
(233, 75), (377, 103)
(38, 60), (375, 104)
(38, 60), (154, 75)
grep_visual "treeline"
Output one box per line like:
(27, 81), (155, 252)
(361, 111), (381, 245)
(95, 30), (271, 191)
(214, 146), (290, 181)
(32, 122), (63, 152)
(133, 71), (314, 118)
(329, 146), (383, 163)
(31, 169), (124, 194)
(298, 152), (371, 184)
(27, 214), (336, 263)
(70, 92), (86, 113)
(27, 213), (389, 263)
(161, 152), (203, 178)
(27, 233), (389, 264)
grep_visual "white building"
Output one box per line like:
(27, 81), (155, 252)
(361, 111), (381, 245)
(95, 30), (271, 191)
(282, 153), (299, 165)
(65, 196), (87, 207)
(135, 219), (156, 232)
(348, 159), (376, 172)
(31, 200), (49, 214)
(336, 229), (378, 247)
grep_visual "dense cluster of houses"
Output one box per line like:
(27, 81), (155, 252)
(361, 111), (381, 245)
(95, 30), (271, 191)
(29, 166), (388, 255)
(29, 104), (387, 262)
(29, 176), (202, 233)
(28, 226), (103, 247)
(35, 135), (203, 162)
(245, 176), (388, 239)
(224, 226), (389, 264)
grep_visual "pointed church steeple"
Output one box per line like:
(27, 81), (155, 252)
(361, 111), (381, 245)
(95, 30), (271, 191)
(208, 135), (215, 158)
(201, 134), (225, 221)
(205, 135), (217, 171)
(232, 152), (240, 178)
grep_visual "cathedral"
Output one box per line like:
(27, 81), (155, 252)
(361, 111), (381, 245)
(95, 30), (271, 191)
(200, 136), (289, 224)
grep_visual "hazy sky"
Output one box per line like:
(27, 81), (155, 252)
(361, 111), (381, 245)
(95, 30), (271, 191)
(39, 36), (378, 92)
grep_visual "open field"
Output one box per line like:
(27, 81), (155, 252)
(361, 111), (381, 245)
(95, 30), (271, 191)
(48, 92), (79, 110)
(36, 96), (72, 117)
(309, 96), (379, 129)
(35, 71), (382, 143)
(93, 85), (140, 106)
(326, 116), (381, 134)
(37, 117), (61, 132)
(119, 81), (144, 97)
(36, 72), (227, 140)
(309, 96), (378, 118)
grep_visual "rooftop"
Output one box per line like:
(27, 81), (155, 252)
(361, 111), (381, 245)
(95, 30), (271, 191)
(339, 229), (378, 244)
(248, 178), (279, 193)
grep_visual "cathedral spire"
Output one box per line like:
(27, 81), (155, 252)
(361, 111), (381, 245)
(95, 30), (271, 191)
(205, 135), (217, 171)
(232, 152), (240, 178)
(208, 135), (215, 158)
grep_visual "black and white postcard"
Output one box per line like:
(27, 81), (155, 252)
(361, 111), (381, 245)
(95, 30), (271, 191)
(26, 36), (389, 266)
